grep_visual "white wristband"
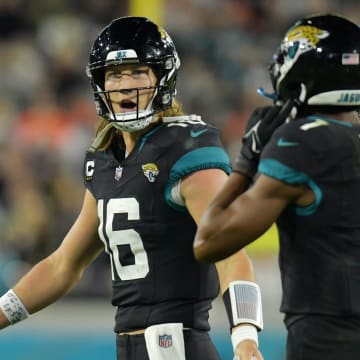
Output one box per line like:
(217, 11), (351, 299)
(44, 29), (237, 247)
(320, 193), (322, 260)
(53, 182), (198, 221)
(231, 324), (258, 351)
(0, 289), (30, 325)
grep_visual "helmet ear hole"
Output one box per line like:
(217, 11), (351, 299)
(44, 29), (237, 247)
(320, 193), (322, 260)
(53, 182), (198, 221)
(161, 92), (172, 106)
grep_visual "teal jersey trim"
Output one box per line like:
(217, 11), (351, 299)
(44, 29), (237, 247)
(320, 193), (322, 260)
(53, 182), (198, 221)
(307, 115), (353, 127)
(165, 146), (231, 211)
(259, 159), (322, 216)
(138, 125), (164, 152)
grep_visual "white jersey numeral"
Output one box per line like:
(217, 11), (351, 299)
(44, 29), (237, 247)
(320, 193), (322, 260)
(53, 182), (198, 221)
(98, 198), (149, 281)
(163, 114), (205, 127)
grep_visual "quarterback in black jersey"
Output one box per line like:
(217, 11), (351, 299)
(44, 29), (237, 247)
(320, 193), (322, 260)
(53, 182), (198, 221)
(0, 17), (264, 360)
(195, 14), (360, 360)
(85, 117), (229, 333)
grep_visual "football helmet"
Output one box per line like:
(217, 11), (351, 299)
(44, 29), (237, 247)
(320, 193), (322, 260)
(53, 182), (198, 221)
(86, 16), (181, 132)
(269, 14), (360, 111)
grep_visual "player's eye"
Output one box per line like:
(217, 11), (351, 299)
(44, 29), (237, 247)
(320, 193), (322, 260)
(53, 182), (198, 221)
(132, 68), (149, 76)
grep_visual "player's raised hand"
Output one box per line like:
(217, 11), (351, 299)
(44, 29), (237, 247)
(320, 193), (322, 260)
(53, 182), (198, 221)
(234, 98), (299, 179)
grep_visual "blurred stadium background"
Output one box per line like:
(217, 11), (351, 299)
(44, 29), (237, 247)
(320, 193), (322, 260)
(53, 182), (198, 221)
(0, 0), (359, 359)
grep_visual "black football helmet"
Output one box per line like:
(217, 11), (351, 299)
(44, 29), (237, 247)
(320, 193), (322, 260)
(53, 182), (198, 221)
(269, 14), (360, 112)
(86, 16), (181, 132)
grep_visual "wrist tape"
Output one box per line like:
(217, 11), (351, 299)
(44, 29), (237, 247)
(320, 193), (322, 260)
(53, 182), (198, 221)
(0, 289), (30, 324)
(231, 324), (258, 349)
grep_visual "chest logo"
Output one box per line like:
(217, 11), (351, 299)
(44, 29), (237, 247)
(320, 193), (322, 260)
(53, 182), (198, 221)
(142, 163), (159, 183)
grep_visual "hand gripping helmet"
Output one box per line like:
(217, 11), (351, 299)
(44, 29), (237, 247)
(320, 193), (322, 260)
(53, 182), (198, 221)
(269, 14), (360, 113)
(86, 16), (181, 132)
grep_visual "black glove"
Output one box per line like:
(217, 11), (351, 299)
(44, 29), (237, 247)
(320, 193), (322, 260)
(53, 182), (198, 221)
(234, 99), (298, 179)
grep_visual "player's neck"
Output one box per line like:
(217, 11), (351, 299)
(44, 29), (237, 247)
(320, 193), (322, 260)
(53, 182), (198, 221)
(121, 131), (140, 154)
(121, 124), (156, 154)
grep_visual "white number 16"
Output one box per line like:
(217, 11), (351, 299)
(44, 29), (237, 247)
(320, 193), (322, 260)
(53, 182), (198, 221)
(98, 198), (149, 281)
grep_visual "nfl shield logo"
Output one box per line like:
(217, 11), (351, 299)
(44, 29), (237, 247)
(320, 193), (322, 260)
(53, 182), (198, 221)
(159, 334), (172, 348)
(114, 166), (123, 181)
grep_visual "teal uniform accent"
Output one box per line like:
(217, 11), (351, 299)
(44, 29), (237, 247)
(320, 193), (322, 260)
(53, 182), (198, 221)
(277, 137), (299, 147)
(138, 125), (164, 152)
(307, 115), (353, 127)
(259, 158), (322, 215)
(165, 146), (231, 211)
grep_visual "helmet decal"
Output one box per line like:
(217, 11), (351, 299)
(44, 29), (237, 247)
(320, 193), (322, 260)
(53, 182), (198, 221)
(106, 49), (138, 62)
(275, 25), (330, 92)
(285, 25), (330, 57)
(157, 25), (169, 40)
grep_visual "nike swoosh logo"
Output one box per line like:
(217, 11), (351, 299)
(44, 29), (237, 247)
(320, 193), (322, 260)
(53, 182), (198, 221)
(190, 129), (208, 138)
(277, 137), (299, 147)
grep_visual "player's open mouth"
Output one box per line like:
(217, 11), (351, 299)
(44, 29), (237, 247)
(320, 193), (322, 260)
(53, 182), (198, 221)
(119, 100), (137, 112)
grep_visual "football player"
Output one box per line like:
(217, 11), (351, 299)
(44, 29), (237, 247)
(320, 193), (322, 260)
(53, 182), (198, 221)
(0, 17), (264, 360)
(194, 14), (360, 360)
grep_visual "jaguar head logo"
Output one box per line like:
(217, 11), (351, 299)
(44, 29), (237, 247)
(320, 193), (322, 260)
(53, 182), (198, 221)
(142, 163), (159, 183)
(273, 25), (330, 90)
(284, 25), (330, 59)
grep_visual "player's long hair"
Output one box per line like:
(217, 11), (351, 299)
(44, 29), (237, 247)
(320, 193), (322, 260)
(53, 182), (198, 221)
(94, 98), (185, 151)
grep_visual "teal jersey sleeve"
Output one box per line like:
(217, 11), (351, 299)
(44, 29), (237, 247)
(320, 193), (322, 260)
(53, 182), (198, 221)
(165, 146), (231, 211)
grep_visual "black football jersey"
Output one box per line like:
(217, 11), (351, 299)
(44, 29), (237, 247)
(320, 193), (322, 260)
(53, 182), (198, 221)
(83, 116), (231, 332)
(259, 115), (360, 316)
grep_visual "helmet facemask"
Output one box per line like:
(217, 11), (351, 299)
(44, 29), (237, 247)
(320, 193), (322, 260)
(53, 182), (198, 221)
(95, 82), (158, 133)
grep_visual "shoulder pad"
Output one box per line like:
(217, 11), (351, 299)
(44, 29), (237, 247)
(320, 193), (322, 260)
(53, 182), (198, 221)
(162, 114), (206, 127)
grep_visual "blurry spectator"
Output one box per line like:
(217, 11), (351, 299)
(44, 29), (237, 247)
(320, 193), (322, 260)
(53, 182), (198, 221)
(0, 0), (33, 39)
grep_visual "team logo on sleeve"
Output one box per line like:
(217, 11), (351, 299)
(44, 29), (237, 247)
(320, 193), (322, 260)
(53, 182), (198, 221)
(159, 334), (172, 348)
(277, 137), (299, 147)
(190, 129), (208, 138)
(142, 163), (159, 183)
